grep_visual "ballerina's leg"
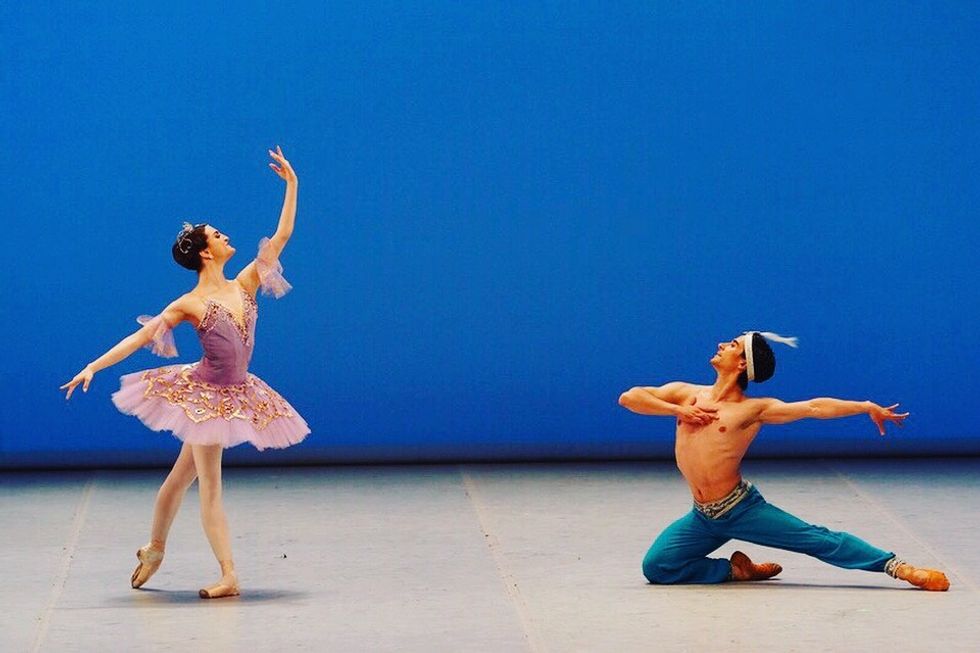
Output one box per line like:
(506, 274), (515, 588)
(132, 443), (197, 588)
(191, 443), (239, 598)
(149, 443), (197, 545)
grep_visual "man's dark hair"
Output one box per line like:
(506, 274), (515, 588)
(172, 223), (209, 271)
(738, 332), (775, 390)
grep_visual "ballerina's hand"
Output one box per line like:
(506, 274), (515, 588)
(869, 402), (909, 436)
(60, 366), (95, 400)
(268, 146), (297, 184)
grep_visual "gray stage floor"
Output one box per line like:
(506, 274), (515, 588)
(2, 458), (977, 652)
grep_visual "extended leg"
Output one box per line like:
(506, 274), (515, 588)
(726, 497), (950, 589)
(149, 443), (198, 544)
(132, 443), (197, 589)
(728, 499), (896, 572)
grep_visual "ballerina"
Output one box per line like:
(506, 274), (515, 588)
(62, 146), (310, 599)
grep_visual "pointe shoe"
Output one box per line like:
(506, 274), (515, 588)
(199, 560), (240, 599)
(131, 544), (165, 589)
(894, 563), (950, 591)
(198, 581), (240, 599)
(729, 550), (782, 581)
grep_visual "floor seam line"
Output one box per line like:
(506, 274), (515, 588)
(31, 475), (96, 653)
(459, 467), (547, 653)
(830, 464), (976, 592)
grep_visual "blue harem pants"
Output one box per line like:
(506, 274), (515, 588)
(642, 484), (894, 584)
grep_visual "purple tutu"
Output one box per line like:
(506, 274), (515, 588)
(112, 239), (310, 451)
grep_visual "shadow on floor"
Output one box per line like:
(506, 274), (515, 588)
(108, 588), (311, 606)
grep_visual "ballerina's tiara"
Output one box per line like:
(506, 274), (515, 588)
(743, 331), (798, 381)
(176, 222), (196, 255)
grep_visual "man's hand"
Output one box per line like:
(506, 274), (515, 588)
(869, 403), (908, 436)
(676, 402), (718, 426)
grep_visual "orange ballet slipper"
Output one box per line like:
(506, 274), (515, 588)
(894, 563), (950, 591)
(729, 550), (782, 581)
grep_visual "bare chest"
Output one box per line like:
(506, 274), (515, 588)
(674, 396), (760, 454)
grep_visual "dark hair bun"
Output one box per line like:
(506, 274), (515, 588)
(172, 223), (209, 271)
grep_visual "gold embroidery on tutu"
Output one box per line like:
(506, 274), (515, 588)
(140, 364), (294, 430)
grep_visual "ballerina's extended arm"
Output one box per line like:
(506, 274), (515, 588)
(237, 146), (298, 295)
(60, 298), (192, 400)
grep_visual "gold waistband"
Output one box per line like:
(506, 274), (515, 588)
(693, 479), (752, 519)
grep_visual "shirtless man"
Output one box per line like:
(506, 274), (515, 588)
(618, 331), (949, 591)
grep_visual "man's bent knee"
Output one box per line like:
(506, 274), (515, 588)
(642, 554), (675, 584)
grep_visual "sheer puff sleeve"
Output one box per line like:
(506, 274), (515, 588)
(255, 237), (293, 298)
(136, 314), (178, 358)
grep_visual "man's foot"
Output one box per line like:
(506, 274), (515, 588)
(729, 550), (782, 581)
(893, 563), (950, 591)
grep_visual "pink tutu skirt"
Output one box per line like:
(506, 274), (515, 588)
(112, 363), (310, 451)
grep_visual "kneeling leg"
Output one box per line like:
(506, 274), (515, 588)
(643, 512), (731, 584)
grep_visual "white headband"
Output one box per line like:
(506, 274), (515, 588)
(743, 331), (798, 381)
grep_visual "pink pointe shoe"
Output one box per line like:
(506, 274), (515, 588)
(131, 543), (165, 589)
(199, 560), (240, 599)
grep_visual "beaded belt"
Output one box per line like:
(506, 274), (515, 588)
(693, 479), (752, 519)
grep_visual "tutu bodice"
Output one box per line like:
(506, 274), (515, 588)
(194, 288), (258, 386)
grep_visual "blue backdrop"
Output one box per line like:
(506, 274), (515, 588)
(3, 2), (978, 467)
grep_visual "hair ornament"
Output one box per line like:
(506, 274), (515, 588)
(176, 222), (195, 255)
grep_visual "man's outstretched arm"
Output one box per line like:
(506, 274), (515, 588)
(619, 383), (717, 425)
(758, 398), (909, 435)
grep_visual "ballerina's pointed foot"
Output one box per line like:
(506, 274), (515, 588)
(729, 550), (782, 581)
(894, 564), (950, 591)
(131, 543), (165, 589)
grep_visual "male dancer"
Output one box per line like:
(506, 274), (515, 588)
(619, 331), (949, 591)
